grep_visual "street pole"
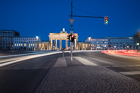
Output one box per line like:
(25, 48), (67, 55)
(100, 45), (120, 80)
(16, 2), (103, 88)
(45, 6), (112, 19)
(70, 0), (73, 61)
(70, 42), (73, 61)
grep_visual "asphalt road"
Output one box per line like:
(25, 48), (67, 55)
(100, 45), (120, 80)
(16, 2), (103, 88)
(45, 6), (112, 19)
(0, 51), (140, 93)
(0, 53), (65, 93)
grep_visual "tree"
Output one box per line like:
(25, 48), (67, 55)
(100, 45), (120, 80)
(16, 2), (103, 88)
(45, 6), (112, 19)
(133, 30), (140, 50)
(133, 31), (140, 43)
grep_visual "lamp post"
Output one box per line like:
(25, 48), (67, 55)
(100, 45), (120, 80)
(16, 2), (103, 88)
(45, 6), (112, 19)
(88, 35), (91, 41)
(136, 43), (139, 50)
(36, 34), (39, 50)
(88, 35), (91, 50)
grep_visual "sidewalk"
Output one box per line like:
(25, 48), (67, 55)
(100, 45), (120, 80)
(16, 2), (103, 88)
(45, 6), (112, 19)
(36, 57), (140, 93)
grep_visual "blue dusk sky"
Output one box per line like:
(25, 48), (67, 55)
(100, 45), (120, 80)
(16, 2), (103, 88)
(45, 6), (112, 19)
(0, 0), (140, 41)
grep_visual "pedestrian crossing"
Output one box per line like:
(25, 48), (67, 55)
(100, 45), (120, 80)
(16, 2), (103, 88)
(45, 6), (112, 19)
(54, 56), (140, 67)
(75, 57), (97, 66)
(54, 57), (67, 67)
(54, 56), (140, 81)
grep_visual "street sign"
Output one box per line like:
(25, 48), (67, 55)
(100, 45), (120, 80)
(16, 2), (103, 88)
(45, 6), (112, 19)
(70, 25), (74, 30)
(69, 18), (75, 25)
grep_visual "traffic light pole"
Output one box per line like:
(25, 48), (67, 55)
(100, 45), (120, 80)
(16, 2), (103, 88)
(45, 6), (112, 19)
(70, 42), (73, 61)
(70, 0), (73, 61)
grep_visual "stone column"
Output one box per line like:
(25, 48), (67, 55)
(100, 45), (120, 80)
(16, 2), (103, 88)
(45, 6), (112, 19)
(47, 44), (49, 50)
(66, 40), (68, 50)
(59, 39), (62, 50)
(50, 39), (52, 50)
(55, 39), (57, 50)
(82, 42), (83, 50)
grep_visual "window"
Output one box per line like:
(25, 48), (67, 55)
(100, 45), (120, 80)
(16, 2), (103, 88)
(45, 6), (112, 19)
(24, 44), (26, 46)
(17, 44), (18, 46)
(21, 44), (22, 46)
(31, 44), (32, 46)
(15, 44), (16, 46)
(39, 44), (41, 47)
(19, 44), (20, 46)
(33, 44), (34, 46)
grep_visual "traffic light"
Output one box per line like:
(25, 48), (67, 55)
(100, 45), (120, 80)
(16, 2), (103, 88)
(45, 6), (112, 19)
(71, 34), (76, 42)
(67, 34), (76, 42)
(104, 16), (108, 25)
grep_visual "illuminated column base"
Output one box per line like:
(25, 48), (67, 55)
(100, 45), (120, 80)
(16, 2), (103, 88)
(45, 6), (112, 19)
(66, 40), (68, 50)
(55, 39), (57, 50)
(50, 39), (52, 50)
(59, 40), (62, 50)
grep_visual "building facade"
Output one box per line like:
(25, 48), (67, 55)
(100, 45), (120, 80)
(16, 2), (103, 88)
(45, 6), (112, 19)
(85, 37), (108, 50)
(77, 41), (91, 50)
(85, 36), (136, 50)
(13, 37), (41, 50)
(34, 28), (79, 50)
(1, 29), (20, 50)
(107, 37), (136, 49)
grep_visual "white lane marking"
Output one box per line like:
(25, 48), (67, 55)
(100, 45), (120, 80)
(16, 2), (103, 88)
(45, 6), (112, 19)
(75, 57), (97, 66)
(54, 57), (67, 67)
(119, 71), (140, 75)
(88, 57), (115, 65)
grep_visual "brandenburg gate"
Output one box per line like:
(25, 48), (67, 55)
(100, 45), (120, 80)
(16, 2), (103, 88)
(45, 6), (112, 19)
(34, 28), (92, 51)
(49, 28), (78, 50)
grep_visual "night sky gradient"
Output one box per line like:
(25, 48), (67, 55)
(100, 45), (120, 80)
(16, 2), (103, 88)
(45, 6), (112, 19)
(0, 0), (140, 41)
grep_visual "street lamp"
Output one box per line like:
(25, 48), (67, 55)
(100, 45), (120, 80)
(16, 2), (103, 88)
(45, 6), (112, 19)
(88, 35), (91, 41)
(36, 34), (39, 50)
(136, 43), (139, 50)
(36, 36), (39, 40)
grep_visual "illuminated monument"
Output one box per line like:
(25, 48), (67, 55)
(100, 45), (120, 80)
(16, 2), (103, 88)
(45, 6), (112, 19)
(48, 28), (78, 50)
(34, 28), (91, 50)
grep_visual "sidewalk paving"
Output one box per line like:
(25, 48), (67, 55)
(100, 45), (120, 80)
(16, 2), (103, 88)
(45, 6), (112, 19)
(36, 57), (140, 93)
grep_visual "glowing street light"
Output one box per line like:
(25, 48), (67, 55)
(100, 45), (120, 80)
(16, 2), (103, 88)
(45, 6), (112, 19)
(36, 34), (39, 50)
(36, 35), (39, 40)
(88, 35), (91, 41)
